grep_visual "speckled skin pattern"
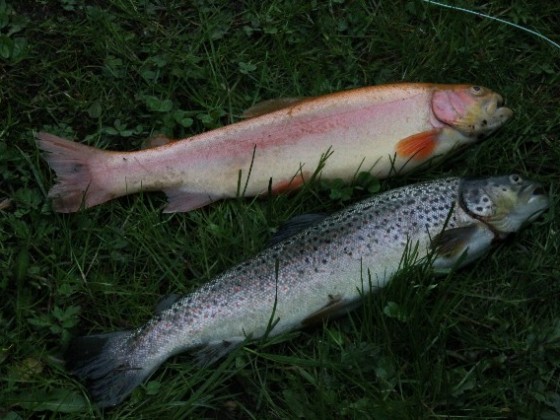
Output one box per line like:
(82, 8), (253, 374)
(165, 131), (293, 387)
(67, 175), (548, 407)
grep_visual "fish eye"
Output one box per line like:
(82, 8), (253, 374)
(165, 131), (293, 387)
(470, 86), (484, 96)
(509, 174), (522, 184)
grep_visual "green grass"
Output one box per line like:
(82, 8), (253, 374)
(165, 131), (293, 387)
(1, 0), (559, 417)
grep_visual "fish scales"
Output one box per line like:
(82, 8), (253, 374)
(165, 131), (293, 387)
(66, 175), (549, 407)
(171, 179), (459, 324)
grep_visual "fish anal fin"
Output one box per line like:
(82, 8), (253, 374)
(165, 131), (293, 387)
(267, 213), (329, 247)
(163, 188), (221, 213)
(301, 294), (353, 327)
(395, 130), (439, 160)
(431, 225), (480, 258)
(195, 337), (246, 366)
(242, 97), (308, 119)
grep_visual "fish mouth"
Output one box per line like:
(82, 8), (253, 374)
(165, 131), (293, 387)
(484, 93), (513, 124)
(523, 183), (549, 222)
(458, 93), (512, 138)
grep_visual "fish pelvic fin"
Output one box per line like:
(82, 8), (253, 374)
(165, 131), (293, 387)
(395, 130), (439, 160)
(65, 330), (156, 408)
(301, 295), (356, 327)
(36, 132), (114, 212)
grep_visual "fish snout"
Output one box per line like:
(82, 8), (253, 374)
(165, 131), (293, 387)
(485, 93), (502, 115)
(482, 93), (513, 130)
(519, 181), (549, 222)
(495, 94), (504, 108)
(525, 181), (548, 203)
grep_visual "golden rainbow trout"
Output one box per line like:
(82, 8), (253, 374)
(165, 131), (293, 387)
(66, 174), (547, 407)
(37, 83), (512, 213)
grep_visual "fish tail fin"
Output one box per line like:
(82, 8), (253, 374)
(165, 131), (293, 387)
(36, 132), (114, 212)
(65, 330), (158, 408)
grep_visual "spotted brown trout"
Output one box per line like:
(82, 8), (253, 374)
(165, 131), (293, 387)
(66, 174), (547, 407)
(37, 83), (512, 213)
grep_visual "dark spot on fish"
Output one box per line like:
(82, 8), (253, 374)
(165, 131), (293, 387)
(123, 157), (127, 161)
(476, 206), (484, 212)
(71, 164), (83, 174)
(322, 259), (328, 264)
(482, 119), (487, 126)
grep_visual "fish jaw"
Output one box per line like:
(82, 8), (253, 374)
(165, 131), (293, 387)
(459, 174), (549, 235)
(431, 85), (513, 140)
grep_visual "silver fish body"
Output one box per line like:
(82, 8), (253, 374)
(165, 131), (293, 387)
(66, 175), (548, 407)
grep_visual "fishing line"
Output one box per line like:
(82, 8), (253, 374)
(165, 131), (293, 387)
(421, 0), (560, 51)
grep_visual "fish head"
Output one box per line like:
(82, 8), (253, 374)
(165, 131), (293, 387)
(459, 174), (549, 234)
(431, 85), (513, 140)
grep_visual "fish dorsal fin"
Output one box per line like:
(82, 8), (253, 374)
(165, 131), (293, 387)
(141, 134), (175, 149)
(154, 294), (181, 314)
(242, 97), (308, 119)
(267, 213), (328, 247)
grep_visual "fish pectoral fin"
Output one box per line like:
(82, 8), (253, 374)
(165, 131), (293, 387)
(301, 295), (355, 327)
(195, 337), (246, 366)
(431, 224), (480, 258)
(395, 130), (439, 160)
(267, 213), (329, 247)
(163, 188), (221, 213)
(242, 97), (308, 118)
(154, 294), (182, 314)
